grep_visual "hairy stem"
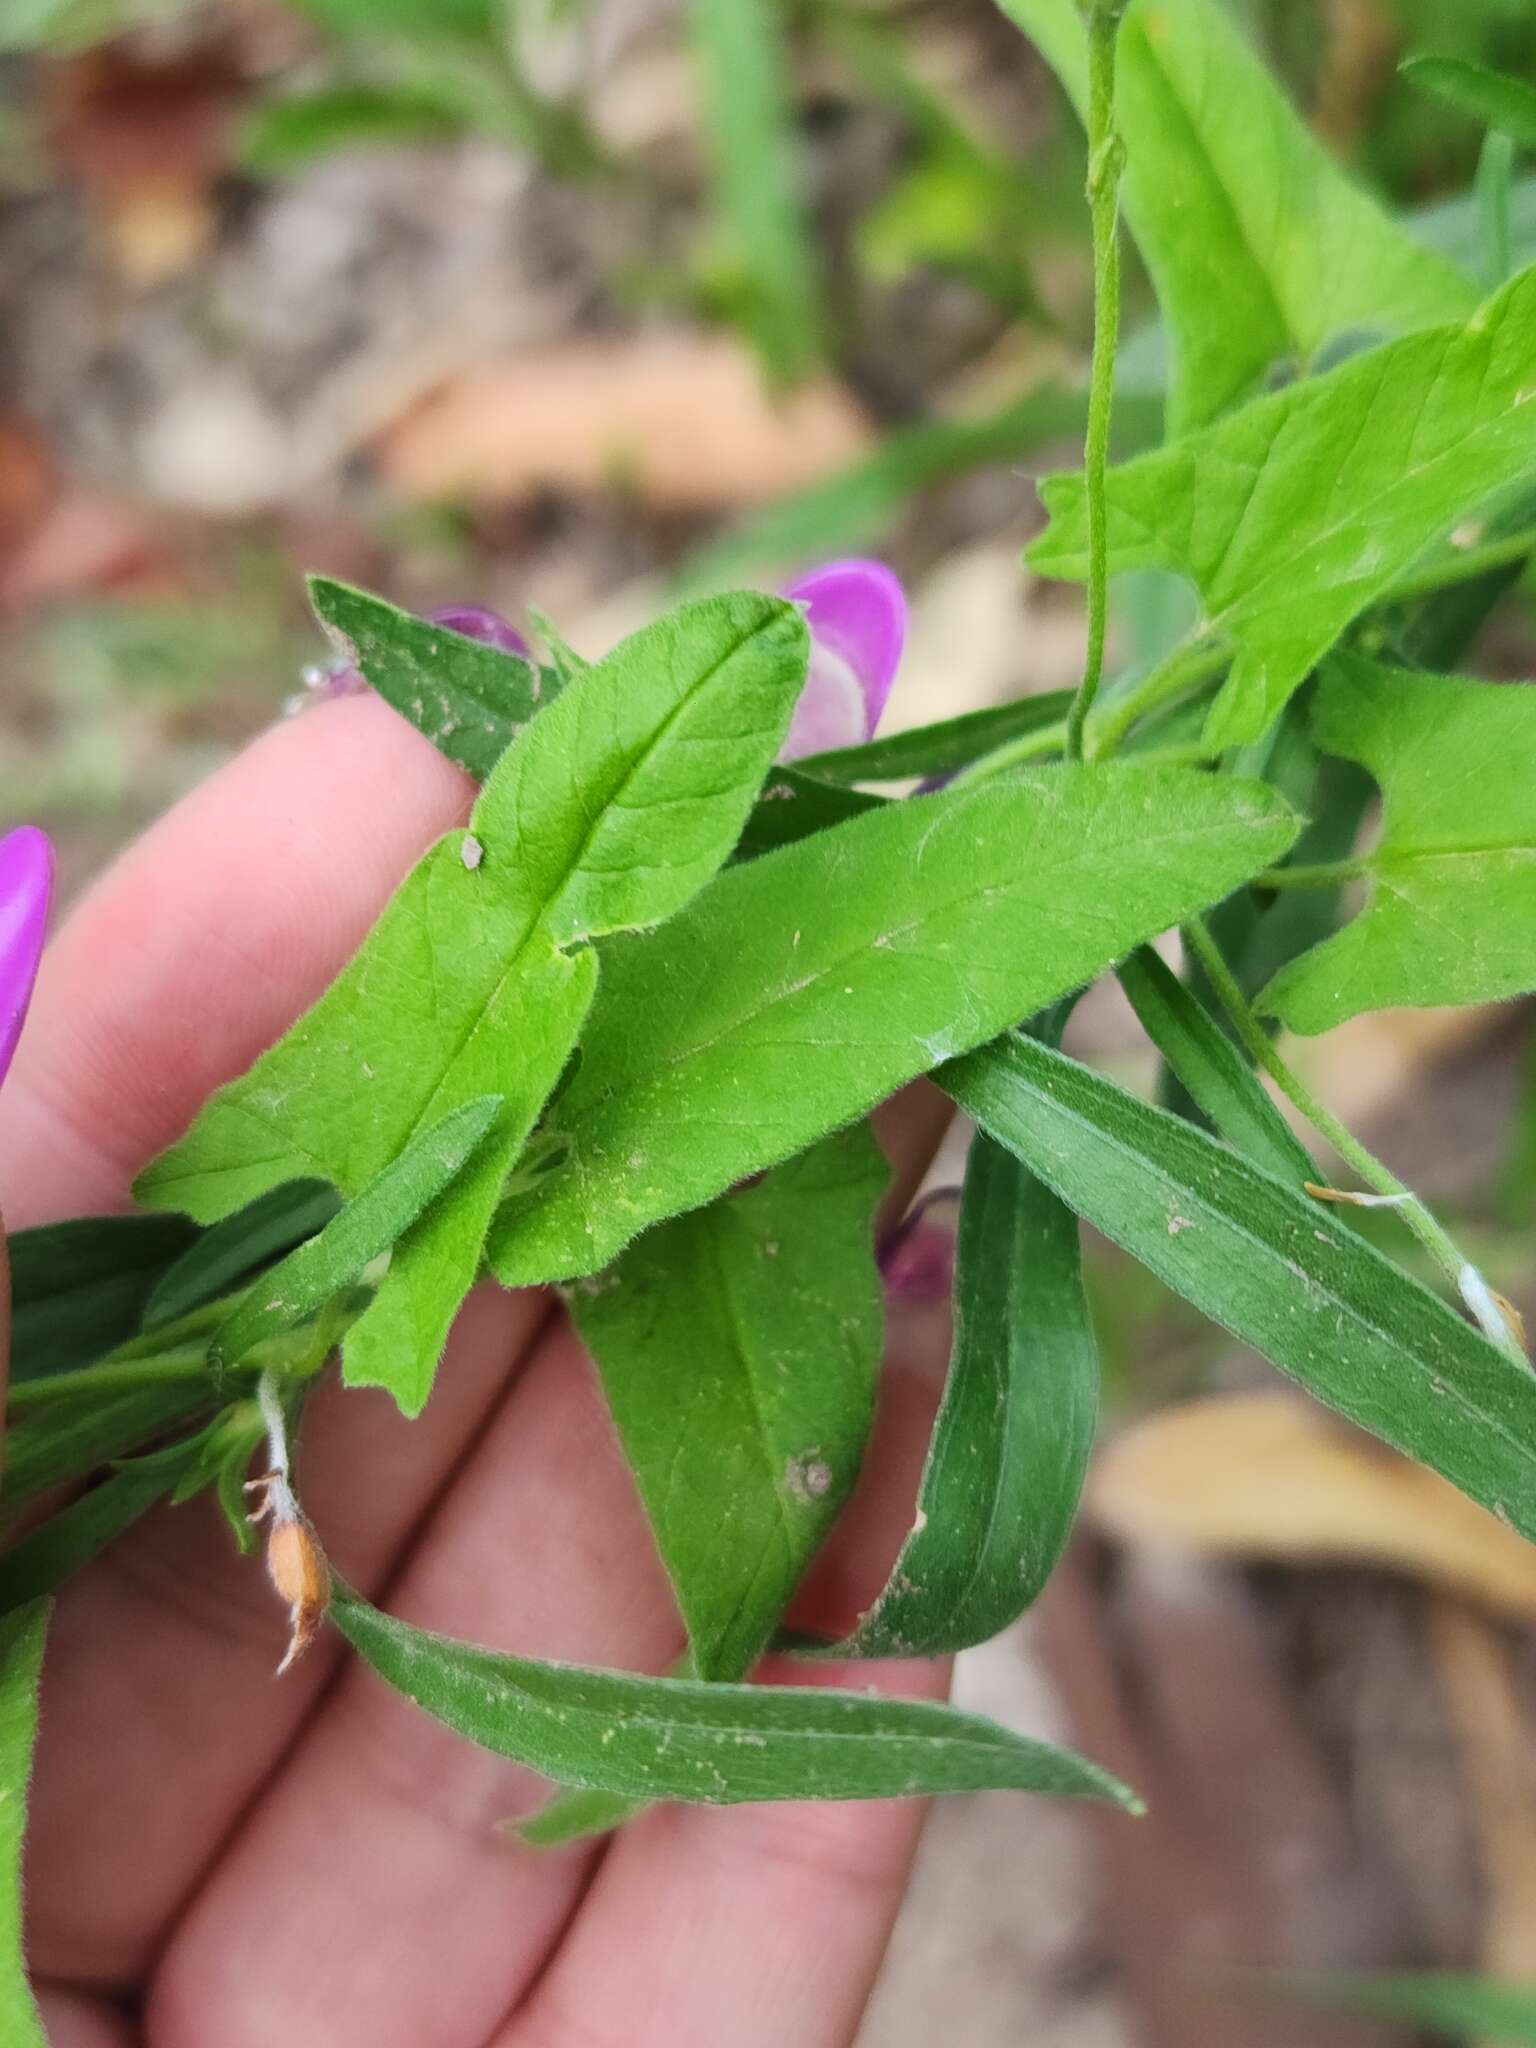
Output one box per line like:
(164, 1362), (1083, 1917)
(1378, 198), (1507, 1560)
(1182, 918), (1525, 1359)
(1252, 857), (1372, 891)
(1063, 6), (1127, 762)
(7, 1343), (215, 1413)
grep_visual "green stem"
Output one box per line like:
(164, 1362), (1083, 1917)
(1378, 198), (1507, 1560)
(1252, 857), (1372, 891)
(1182, 917), (1523, 1358)
(1063, 8), (1126, 763)
(1387, 523), (1536, 606)
(8, 1344), (216, 1414)
(1477, 128), (1516, 288)
(1086, 635), (1228, 760)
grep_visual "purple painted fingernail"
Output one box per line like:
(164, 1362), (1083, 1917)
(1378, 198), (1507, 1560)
(0, 826), (53, 1093)
(778, 560), (907, 762)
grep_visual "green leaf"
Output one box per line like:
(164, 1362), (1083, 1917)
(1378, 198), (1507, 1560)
(1261, 655), (1536, 1032)
(516, 1785), (642, 1848)
(9, 1213), (199, 1381)
(491, 763), (1297, 1284)
(238, 86), (468, 173)
(138, 593), (810, 1413)
(145, 1180), (340, 1330)
(796, 690), (1073, 786)
(734, 767), (881, 860)
(309, 576), (552, 781)
(1030, 266), (1536, 747)
(943, 1033), (1536, 1543)
(1117, 946), (1313, 1180)
(287, 0), (499, 39)
(209, 1097), (502, 1380)
(1277, 1973), (1536, 2043)
(689, 0), (822, 385)
(3, 1384), (214, 1517)
(1001, 0), (1473, 434)
(1403, 55), (1536, 156)
(331, 1585), (1139, 1809)
(0, 1601), (48, 2048)
(0, 1463), (175, 1612)
(568, 1127), (888, 1682)
(826, 1122), (1097, 1659)
(682, 385), (1163, 589)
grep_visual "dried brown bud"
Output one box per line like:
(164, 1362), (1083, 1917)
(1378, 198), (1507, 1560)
(249, 1475), (331, 1675)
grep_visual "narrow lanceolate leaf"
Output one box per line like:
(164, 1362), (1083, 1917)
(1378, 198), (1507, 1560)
(3, 1385), (214, 1518)
(145, 1180), (341, 1330)
(1000, 0), (1472, 433)
(1030, 266), (1536, 748)
(827, 1126), (1098, 1659)
(1261, 655), (1536, 1032)
(569, 1128), (888, 1683)
(138, 593), (810, 1413)
(309, 577), (551, 780)
(689, 0), (822, 385)
(491, 764), (1298, 1284)
(1118, 947), (1313, 1182)
(210, 1097), (502, 1379)
(0, 1601), (48, 2047)
(796, 690), (1073, 786)
(944, 1034), (1536, 1543)
(1276, 1973), (1536, 2043)
(0, 1464), (175, 1612)
(332, 1587), (1138, 1809)
(9, 1213), (199, 1381)
(1403, 56), (1536, 158)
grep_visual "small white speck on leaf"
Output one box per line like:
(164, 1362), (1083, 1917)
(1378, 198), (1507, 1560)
(461, 834), (484, 871)
(1167, 1215), (1194, 1236)
(785, 1453), (833, 1502)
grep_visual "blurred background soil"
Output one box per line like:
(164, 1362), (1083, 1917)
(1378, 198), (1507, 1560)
(2, 2), (1535, 2041)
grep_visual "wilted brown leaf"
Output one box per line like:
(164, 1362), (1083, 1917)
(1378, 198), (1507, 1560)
(375, 336), (871, 511)
(1088, 1391), (1536, 1620)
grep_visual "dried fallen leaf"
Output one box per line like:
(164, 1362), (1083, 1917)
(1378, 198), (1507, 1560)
(375, 336), (871, 511)
(1088, 1391), (1536, 1621)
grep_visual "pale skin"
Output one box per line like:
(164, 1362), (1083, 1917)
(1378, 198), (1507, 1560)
(0, 692), (956, 2048)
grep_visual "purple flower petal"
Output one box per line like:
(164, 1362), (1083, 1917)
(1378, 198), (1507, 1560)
(0, 826), (53, 1092)
(778, 559), (907, 762)
(880, 1188), (959, 1304)
(428, 604), (531, 660)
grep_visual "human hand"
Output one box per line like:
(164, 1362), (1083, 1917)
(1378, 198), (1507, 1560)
(0, 693), (954, 2048)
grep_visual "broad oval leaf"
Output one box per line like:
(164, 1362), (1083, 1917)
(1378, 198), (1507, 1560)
(943, 1034), (1536, 1544)
(138, 592), (810, 1412)
(1030, 266), (1536, 747)
(0, 1601), (48, 2046)
(1261, 654), (1536, 1032)
(825, 1123), (1098, 1659)
(568, 1127), (888, 1682)
(331, 1586), (1139, 1810)
(1000, 0), (1472, 433)
(490, 763), (1298, 1284)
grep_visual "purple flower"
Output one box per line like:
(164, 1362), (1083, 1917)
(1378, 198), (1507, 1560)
(879, 1188), (959, 1304)
(425, 604), (531, 661)
(0, 826), (53, 1093)
(778, 560), (906, 762)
